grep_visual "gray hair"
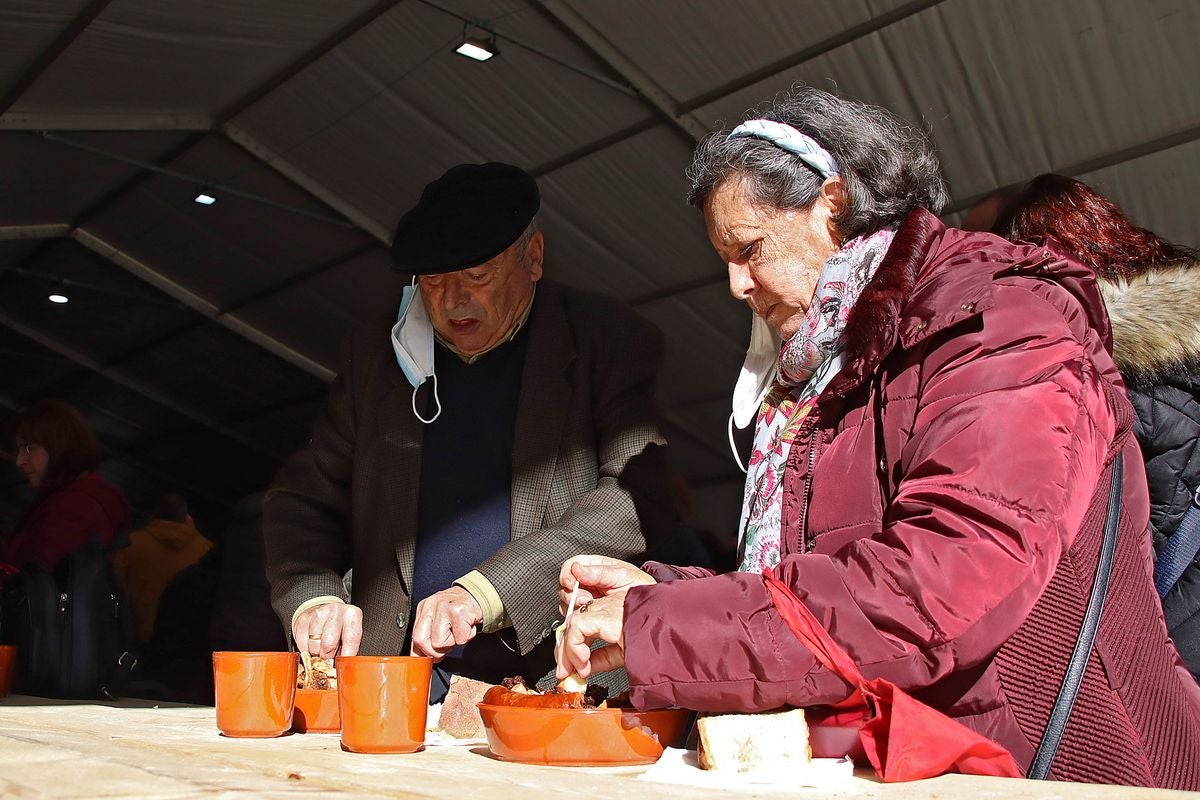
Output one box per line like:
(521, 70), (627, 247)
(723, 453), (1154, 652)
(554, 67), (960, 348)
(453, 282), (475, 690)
(514, 218), (539, 260)
(687, 86), (948, 238)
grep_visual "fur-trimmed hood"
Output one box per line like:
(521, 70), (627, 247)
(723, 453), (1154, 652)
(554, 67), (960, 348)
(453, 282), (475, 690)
(1099, 262), (1200, 390)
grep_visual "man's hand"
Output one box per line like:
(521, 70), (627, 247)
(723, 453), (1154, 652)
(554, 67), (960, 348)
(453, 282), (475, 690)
(410, 586), (484, 662)
(294, 602), (364, 660)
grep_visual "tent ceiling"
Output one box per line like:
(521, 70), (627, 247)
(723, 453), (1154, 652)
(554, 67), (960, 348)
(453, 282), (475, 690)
(2, 0), (1198, 537)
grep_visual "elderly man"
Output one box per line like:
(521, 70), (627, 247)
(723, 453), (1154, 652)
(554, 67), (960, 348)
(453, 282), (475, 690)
(264, 162), (665, 699)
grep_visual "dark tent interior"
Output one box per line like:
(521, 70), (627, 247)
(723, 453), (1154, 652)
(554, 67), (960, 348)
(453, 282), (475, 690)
(2, 0), (1198, 552)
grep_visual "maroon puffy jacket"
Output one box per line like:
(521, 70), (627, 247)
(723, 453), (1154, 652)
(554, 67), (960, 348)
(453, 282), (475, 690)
(625, 210), (1200, 789)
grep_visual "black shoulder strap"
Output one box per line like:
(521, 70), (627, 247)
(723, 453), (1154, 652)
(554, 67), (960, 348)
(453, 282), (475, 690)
(1027, 453), (1123, 780)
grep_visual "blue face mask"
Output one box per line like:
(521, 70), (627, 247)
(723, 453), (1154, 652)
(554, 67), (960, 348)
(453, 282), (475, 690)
(390, 281), (442, 424)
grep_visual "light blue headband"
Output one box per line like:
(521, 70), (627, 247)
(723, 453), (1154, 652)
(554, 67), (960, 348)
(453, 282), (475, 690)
(729, 119), (839, 179)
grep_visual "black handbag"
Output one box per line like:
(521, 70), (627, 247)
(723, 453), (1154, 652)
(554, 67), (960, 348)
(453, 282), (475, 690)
(1, 539), (140, 699)
(1027, 454), (1123, 780)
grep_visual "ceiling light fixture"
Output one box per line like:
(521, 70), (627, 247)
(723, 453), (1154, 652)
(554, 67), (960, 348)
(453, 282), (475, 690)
(48, 294), (69, 304)
(194, 192), (217, 205)
(44, 131), (357, 228)
(455, 21), (497, 62)
(420, 1), (636, 96)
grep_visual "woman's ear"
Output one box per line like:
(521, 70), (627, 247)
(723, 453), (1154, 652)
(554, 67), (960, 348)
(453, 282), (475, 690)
(820, 176), (848, 216)
(819, 176), (849, 242)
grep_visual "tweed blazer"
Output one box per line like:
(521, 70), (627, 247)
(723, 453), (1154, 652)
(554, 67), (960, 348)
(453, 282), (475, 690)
(264, 280), (666, 656)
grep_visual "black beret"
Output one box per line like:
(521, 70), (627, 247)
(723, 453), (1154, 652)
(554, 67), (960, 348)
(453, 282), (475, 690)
(390, 162), (540, 275)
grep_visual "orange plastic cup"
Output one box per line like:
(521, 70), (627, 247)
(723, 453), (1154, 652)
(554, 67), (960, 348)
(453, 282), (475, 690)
(338, 655), (432, 753)
(0, 645), (16, 698)
(212, 651), (297, 738)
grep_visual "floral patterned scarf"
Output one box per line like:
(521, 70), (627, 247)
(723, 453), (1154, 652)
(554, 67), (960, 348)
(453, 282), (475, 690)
(737, 227), (895, 573)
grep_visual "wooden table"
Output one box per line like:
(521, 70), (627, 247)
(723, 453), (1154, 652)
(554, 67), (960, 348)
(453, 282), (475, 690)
(0, 695), (1192, 799)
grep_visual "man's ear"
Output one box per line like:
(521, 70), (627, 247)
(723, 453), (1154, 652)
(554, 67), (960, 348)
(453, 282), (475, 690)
(526, 230), (545, 282)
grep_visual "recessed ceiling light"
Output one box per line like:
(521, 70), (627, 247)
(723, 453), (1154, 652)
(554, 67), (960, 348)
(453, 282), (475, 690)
(194, 193), (217, 205)
(456, 22), (497, 62)
(48, 294), (69, 304)
(455, 39), (496, 61)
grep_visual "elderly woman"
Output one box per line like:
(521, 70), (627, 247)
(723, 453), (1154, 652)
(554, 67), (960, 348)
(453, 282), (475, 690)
(3, 399), (130, 571)
(556, 88), (1200, 788)
(993, 173), (1200, 681)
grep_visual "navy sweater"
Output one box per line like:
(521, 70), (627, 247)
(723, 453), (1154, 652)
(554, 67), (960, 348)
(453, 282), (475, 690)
(409, 325), (532, 698)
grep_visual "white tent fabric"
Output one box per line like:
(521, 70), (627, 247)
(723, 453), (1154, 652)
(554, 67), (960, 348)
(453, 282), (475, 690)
(1, 0), (1197, 536)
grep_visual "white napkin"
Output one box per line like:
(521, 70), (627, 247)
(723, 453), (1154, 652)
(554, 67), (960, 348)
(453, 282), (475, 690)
(638, 748), (855, 790)
(424, 729), (488, 748)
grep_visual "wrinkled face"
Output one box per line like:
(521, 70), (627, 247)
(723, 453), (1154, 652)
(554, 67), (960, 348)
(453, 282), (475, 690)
(418, 231), (544, 356)
(704, 176), (843, 340)
(14, 438), (49, 490)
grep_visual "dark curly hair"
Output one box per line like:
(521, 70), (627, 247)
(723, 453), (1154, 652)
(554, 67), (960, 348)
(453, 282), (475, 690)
(687, 85), (949, 238)
(992, 173), (1196, 280)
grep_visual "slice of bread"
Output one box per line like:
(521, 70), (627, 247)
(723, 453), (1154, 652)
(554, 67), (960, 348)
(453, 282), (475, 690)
(697, 708), (811, 772)
(438, 675), (493, 739)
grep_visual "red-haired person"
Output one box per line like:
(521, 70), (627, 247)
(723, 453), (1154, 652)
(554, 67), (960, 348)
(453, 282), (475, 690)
(3, 400), (130, 572)
(994, 173), (1200, 680)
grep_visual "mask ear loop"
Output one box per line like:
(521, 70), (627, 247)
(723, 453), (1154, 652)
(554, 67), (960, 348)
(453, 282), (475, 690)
(728, 410), (748, 474)
(406, 274), (443, 424)
(412, 373), (442, 424)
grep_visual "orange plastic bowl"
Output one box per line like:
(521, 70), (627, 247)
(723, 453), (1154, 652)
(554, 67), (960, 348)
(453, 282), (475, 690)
(293, 688), (340, 733)
(478, 704), (691, 766)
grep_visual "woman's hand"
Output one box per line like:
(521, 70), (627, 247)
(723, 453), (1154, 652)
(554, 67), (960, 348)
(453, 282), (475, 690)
(555, 555), (656, 680)
(557, 554), (655, 612)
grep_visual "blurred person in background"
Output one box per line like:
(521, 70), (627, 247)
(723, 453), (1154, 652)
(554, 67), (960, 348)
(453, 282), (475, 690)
(993, 173), (1200, 680)
(2, 399), (129, 572)
(140, 546), (221, 705)
(113, 491), (213, 644)
(209, 492), (287, 653)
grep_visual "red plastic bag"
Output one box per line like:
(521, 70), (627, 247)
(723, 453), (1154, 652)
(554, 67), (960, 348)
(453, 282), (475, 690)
(763, 572), (1021, 781)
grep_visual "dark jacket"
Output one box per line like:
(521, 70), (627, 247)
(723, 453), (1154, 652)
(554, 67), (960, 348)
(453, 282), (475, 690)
(624, 211), (1200, 789)
(264, 280), (665, 659)
(1100, 262), (1200, 679)
(3, 473), (130, 571)
(209, 492), (287, 653)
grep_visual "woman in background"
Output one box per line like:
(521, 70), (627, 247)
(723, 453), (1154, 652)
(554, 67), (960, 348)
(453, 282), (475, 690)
(4, 399), (129, 571)
(994, 173), (1200, 680)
